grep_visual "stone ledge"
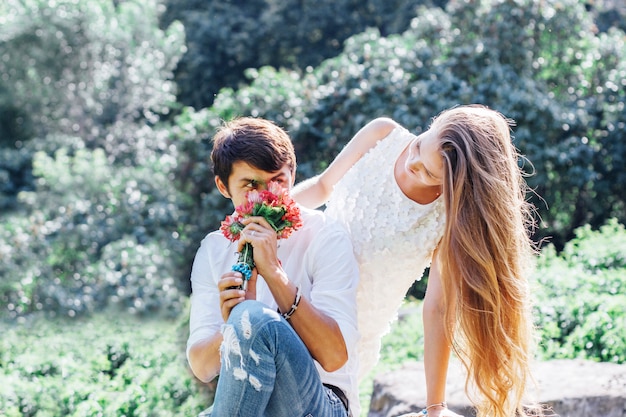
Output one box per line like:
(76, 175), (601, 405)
(368, 359), (626, 417)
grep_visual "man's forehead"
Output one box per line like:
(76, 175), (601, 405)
(228, 161), (292, 183)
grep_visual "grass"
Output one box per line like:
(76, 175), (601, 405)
(0, 300), (424, 417)
(4, 220), (625, 416)
(0, 308), (212, 417)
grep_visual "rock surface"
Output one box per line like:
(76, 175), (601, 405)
(368, 359), (626, 417)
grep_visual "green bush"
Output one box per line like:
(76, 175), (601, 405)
(0, 144), (189, 318)
(1, 221), (624, 416)
(175, 0), (626, 249)
(161, 0), (625, 111)
(0, 0), (185, 211)
(0, 0), (191, 319)
(160, 0), (437, 110)
(0, 310), (212, 417)
(0, 0), (183, 149)
(533, 219), (626, 363)
(2, 0), (626, 321)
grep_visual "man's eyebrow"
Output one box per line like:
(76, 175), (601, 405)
(237, 177), (259, 184)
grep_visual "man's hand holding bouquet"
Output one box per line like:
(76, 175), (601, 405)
(220, 182), (303, 291)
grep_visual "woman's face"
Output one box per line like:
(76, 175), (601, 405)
(404, 127), (444, 189)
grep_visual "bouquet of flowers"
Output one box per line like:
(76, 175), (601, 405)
(220, 182), (303, 289)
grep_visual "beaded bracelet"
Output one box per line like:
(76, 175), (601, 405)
(419, 402), (447, 415)
(281, 286), (302, 320)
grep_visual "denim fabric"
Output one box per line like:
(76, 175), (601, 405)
(205, 300), (348, 417)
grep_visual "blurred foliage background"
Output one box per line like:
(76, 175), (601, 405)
(3, 0), (625, 319)
(1, 0), (626, 415)
(2, 0), (625, 319)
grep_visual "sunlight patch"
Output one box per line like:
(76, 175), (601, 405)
(233, 367), (247, 381)
(248, 374), (262, 391)
(240, 309), (252, 340)
(220, 324), (242, 371)
(249, 348), (260, 366)
(262, 307), (281, 320)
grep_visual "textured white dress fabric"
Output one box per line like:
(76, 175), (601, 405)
(324, 125), (446, 380)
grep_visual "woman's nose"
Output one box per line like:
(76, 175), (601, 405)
(407, 155), (422, 171)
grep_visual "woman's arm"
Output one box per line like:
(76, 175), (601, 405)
(422, 250), (458, 416)
(292, 117), (399, 208)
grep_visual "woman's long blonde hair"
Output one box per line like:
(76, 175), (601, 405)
(434, 105), (540, 417)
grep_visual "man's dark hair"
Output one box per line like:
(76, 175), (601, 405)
(211, 117), (297, 187)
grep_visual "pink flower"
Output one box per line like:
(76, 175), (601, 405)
(220, 214), (244, 242)
(246, 189), (263, 205)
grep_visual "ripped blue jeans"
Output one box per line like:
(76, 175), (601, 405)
(206, 300), (348, 417)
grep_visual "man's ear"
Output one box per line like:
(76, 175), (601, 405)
(215, 176), (231, 198)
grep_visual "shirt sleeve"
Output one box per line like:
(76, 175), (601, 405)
(305, 222), (360, 354)
(186, 234), (225, 362)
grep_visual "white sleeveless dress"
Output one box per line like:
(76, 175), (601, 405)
(324, 125), (446, 380)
